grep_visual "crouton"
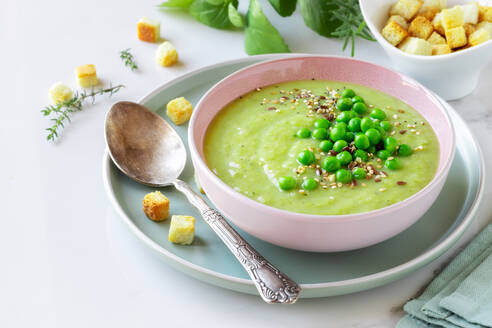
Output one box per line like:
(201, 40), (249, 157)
(441, 7), (464, 30)
(460, 3), (479, 24)
(409, 16), (434, 39)
(75, 64), (98, 88)
(477, 21), (492, 35)
(433, 13), (446, 35)
(48, 82), (72, 105)
(419, 6), (440, 20)
(168, 215), (195, 245)
(479, 6), (492, 22)
(142, 191), (169, 222)
(463, 23), (476, 37)
(137, 17), (160, 43)
(468, 28), (491, 46)
(382, 20), (409, 45)
(155, 41), (178, 67)
(420, 0), (446, 10)
(398, 37), (432, 55)
(390, 0), (423, 20)
(445, 26), (467, 49)
(427, 31), (446, 44)
(166, 97), (193, 125)
(432, 43), (451, 55)
(388, 15), (409, 29)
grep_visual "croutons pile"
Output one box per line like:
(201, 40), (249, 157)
(382, 0), (492, 56)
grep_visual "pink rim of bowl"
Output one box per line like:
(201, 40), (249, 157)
(188, 56), (455, 252)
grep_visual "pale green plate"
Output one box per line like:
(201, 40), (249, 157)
(102, 55), (485, 298)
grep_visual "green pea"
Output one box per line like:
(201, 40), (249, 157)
(348, 117), (361, 132)
(352, 102), (368, 115)
(360, 117), (374, 132)
(337, 151), (352, 166)
(336, 169), (352, 184)
(333, 140), (348, 152)
(376, 126), (387, 138)
(296, 127), (311, 138)
(314, 118), (330, 129)
(344, 131), (355, 142)
(334, 121), (347, 130)
(352, 167), (366, 180)
(385, 157), (402, 170)
(370, 108), (387, 120)
(302, 178), (318, 191)
(322, 156), (341, 172)
(376, 149), (390, 160)
(398, 144), (413, 157)
(278, 176), (296, 190)
(366, 145), (376, 154)
(297, 150), (315, 165)
(380, 120), (391, 131)
(365, 128), (381, 145)
(330, 126), (346, 142)
(353, 149), (368, 162)
(384, 137), (398, 154)
(352, 96), (365, 104)
(336, 98), (353, 111)
(341, 89), (356, 98)
(319, 140), (333, 152)
(336, 111), (352, 123)
(312, 128), (328, 140)
(354, 134), (370, 150)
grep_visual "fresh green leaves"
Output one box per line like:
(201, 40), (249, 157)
(299, 0), (341, 37)
(228, 2), (244, 27)
(268, 0), (297, 17)
(158, 0), (194, 9)
(189, 0), (239, 29)
(245, 0), (290, 55)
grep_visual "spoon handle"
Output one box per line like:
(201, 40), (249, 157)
(173, 179), (301, 304)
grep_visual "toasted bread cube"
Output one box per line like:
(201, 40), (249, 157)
(427, 31), (446, 44)
(479, 6), (492, 22)
(459, 3), (479, 24)
(137, 17), (160, 42)
(420, 0), (446, 9)
(166, 97), (193, 125)
(143, 191), (169, 222)
(409, 16), (434, 39)
(75, 64), (98, 88)
(463, 23), (477, 36)
(477, 21), (492, 35)
(432, 44), (452, 55)
(468, 28), (491, 46)
(433, 13), (446, 35)
(388, 15), (409, 29)
(419, 6), (440, 20)
(155, 41), (178, 67)
(445, 26), (467, 48)
(48, 82), (72, 105)
(390, 0), (423, 20)
(382, 21), (409, 45)
(441, 7), (464, 30)
(168, 215), (195, 245)
(398, 37), (432, 55)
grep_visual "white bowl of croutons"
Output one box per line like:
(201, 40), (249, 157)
(360, 0), (492, 100)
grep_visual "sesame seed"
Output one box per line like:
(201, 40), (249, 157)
(393, 114), (399, 119)
(379, 188), (386, 192)
(256, 87), (261, 91)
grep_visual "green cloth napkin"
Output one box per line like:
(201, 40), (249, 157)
(397, 223), (492, 328)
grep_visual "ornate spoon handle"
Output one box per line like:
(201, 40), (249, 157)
(173, 179), (301, 304)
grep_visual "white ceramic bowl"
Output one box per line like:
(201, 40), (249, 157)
(360, 0), (492, 100)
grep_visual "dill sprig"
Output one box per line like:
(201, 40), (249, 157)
(119, 48), (139, 71)
(42, 83), (124, 141)
(329, 0), (376, 57)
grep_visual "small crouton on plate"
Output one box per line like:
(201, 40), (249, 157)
(390, 0), (423, 20)
(166, 97), (193, 125)
(142, 191), (169, 222)
(477, 21), (492, 35)
(433, 13), (446, 35)
(427, 31), (446, 44)
(479, 6), (492, 22)
(419, 6), (440, 21)
(388, 15), (409, 29)
(445, 26), (467, 49)
(49, 82), (72, 105)
(137, 17), (160, 43)
(398, 36), (432, 55)
(155, 41), (178, 67)
(468, 28), (491, 46)
(382, 20), (409, 45)
(441, 6), (464, 30)
(75, 64), (98, 88)
(168, 215), (195, 245)
(460, 3), (479, 24)
(409, 16), (434, 39)
(420, 0), (446, 10)
(463, 23), (476, 37)
(432, 43), (451, 55)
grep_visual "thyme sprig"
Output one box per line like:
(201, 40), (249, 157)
(119, 48), (138, 71)
(42, 83), (124, 141)
(330, 0), (376, 56)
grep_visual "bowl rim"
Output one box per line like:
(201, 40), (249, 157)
(188, 55), (456, 223)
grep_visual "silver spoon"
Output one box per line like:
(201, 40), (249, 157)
(105, 101), (300, 304)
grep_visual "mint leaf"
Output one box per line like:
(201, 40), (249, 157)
(228, 3), (245, 28)
(158, 0), (194, 8)
(244, 0), (290, 55)
(268, 0), (297, 17)
(298, 0), (342, 37)
(189, 0), (239, 29)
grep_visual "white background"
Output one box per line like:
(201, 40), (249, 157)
(1, 0), (492, 327)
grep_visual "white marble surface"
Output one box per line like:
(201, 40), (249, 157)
(1, 0), (491, 327)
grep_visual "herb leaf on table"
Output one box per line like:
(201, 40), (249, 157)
(189, 0), (239, 29)
(268, 0), (297, 17)
(228, 2), (245, 28)
(158, 0), (194, 9)
(299, 0), (341, 37)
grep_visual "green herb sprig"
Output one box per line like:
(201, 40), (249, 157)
(42, 83), (124, 141)
(120, 48), (138, 71)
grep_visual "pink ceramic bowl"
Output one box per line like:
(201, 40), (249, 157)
(188, 56), (455, 252)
